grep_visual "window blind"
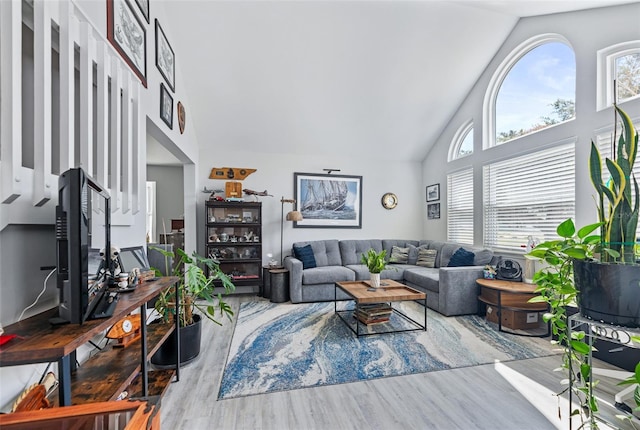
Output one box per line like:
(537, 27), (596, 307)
(447, 168), (474, 244)
(483, 142), (575, 252)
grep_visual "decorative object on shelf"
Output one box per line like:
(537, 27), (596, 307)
(106, 314), (142, 348)
(243, 189), (273, 200)
(426, 183), (440, 202)
(107, 0), (147, 87)
(483, 265), (496, 279)
(150, 248), (235, 366)
(177, 101), (186, 134)
(155, 19), (175, 92)
(225, 181), (243, 198)
(427, 202), (440, 219)
(133, 0), (149, 23)
(381, 192), (398, 209)
(159, 83), (173, 128)
(280, 198), (303, 266)
(360, 249), (388, 289)
(209, 167), (257, 180)
(294, 172), (362, 229)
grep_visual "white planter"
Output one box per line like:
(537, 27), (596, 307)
(370, 273), (381, 288)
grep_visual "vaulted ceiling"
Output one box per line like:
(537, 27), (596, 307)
(148, 1), (637, 165)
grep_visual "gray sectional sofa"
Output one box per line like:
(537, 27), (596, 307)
(283, 239), (497, 316)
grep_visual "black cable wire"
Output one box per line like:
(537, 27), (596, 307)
(37, 362), (52, 385)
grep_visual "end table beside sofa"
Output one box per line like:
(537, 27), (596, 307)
(284, 239), (499, 316)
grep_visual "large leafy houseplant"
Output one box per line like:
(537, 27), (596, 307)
(589, 104), (639, 263)
(152, 247), (235, 327)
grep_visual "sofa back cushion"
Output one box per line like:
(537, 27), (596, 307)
(339, 240), (383, 265)
(292, 240), (342, 267)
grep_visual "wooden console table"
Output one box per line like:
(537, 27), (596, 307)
(476, 278), (549, 336)
(0, 276), (179, 406)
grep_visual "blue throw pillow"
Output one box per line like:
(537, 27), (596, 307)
(293, 244), (317, 269)
(448, 247), (475, 267)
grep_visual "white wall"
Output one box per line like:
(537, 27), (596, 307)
(196, 149), (423, 264)
(422, 3), (640, 248)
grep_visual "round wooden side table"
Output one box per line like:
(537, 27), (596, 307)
(476, 278), (549, 337)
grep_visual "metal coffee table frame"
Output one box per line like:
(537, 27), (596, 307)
(334, 280), (427, 337)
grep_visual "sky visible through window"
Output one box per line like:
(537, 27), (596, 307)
(496, 42), (575, 143)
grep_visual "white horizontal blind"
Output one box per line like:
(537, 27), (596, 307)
(447, 168), (474, 244)
(483, 141), (575, 252)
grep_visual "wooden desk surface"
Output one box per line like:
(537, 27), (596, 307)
(0, 277), (178, 366)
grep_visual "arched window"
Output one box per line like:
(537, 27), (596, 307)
(597, 41), (640, 110)
(448, 120), (473, 161)
(484, 34), (576, 148)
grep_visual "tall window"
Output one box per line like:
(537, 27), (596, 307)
(483, 141), (575, 252)
(484, 35), (576, 148)
(597, 41), (640, 110)
(449, 121), (473, 161)
(447, 168), (473, 244)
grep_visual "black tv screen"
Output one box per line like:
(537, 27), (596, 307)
(56, 168), (111, 324)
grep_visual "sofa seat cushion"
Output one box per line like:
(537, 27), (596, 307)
(403, 267), (440, 293)
(302, 265), (356, 285)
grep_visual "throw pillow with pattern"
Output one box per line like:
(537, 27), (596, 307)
(416, 249), (437, 268)
(388, 246), (409, 264)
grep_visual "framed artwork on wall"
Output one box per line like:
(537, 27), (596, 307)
(294, 172), (362, 229)
(134, 0), (149, 23)
(107, 0), (147, 87)
(426, 183), (440, 202)
(427, 203), (440, 220)
(160, 83), (173, 129)
(155, 19), (175, 92)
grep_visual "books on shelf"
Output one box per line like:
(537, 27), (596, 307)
(356, 303), (392, 325)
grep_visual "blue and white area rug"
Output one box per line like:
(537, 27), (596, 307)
(218, 300), (556, 399)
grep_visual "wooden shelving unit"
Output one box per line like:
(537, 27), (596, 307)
(205, 200), (263, 293)
(0, 277), (179, 406)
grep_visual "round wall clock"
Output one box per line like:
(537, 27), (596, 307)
(381, 192), (398, 209)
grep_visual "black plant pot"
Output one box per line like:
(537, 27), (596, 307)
(151, 314), (202, 368)
(573, 259), (640, 328)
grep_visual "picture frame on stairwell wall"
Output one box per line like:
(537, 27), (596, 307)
(155, 19), (175, 92)
(293, 172), (363, 229)
(160, 83), (173, 129)
(427, 203), (440, 220)
(107, 0), (147, 88)
(426, 183), (439, 202)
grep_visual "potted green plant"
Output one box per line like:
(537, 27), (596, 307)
(361, 249), (388, 288)
(150, 247), (235, 366)
(527, 218), (602, 427)
(578, 104), (640, 327)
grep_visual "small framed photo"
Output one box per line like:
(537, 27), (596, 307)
(160, 83), (173, 129)
(426, 183), (440, 202)
(155, 19), (175, 92)
(427, 203), (440, 220)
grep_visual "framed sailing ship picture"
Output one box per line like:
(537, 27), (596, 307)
(294, 173), (362, 228)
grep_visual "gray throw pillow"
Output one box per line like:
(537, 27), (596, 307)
(388, 246), (409, 264)
(416, 249), (437, 268)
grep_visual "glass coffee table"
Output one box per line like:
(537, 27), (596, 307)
(334, 279), (427, 337)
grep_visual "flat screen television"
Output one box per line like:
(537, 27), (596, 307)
(55, 168), (112, 324)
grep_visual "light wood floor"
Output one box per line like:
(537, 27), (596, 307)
(160, 296), (639, 430)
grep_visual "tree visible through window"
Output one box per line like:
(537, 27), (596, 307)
(616, 52), (640, 102)
(495, 42), (576, 144)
